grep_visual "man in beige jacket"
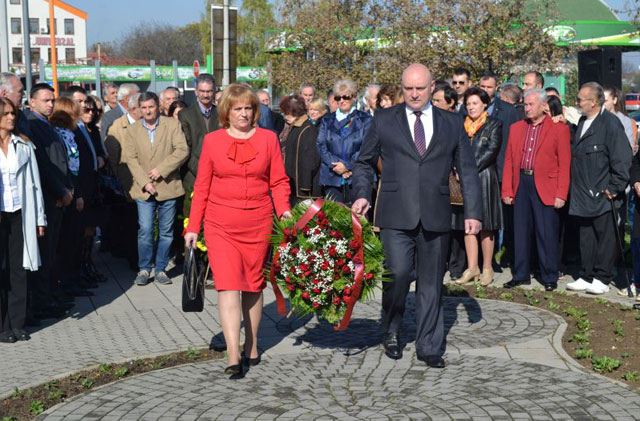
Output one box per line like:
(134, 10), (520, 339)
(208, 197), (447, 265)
(124, 92), (189, 286)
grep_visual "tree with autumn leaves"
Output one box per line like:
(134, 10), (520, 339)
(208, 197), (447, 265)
(271, 0), (571, 91)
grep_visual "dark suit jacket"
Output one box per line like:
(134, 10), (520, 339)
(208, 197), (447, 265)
(100, 105), (124, 141)
(178, 102), (219, 190)
(569, 109), (631, 218)
(352, 104), (482, 232)
(26, 112), (73, 208)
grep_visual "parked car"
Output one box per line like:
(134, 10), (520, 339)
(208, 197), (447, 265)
(626, 93), (640, 111)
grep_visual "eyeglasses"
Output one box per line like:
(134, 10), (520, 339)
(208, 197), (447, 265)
(451, 81), (466, 85)
(334, 95), (353, 101)
(83, 107), (95, 113)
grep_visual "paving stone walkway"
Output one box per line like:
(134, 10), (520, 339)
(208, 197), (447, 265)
(1, 251), (639, 420)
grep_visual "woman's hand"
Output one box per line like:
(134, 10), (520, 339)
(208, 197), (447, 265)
(184, 232), (198, 249)
(37, 226), (45, 237)
(76, 197), (84, 212)
(331, 162), (347, 175)
(280, 210), (292, 220)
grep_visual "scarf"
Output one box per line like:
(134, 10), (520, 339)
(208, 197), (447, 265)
(464, 111), (488, 138)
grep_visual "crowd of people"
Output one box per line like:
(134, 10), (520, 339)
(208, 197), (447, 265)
(0, 65), (638, 374)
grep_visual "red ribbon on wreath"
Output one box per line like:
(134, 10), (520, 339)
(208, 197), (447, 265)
(269, 198), (365, 331)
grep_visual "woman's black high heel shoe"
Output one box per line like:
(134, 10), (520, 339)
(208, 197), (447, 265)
(224, 363), (243, 376)
(242, 351), (261, 367)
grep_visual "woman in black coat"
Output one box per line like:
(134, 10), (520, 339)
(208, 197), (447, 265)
(628, 152), (640, 297)
(280, 95), (321, 205)
(456, 87), (503, 286)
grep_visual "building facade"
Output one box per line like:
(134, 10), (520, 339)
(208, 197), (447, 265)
(4, 0), (87, 74)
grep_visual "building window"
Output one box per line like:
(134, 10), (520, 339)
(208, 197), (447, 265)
(45, 18), (57, 35)
(29, 18), (39, 35)
(31, 49), (41, 63)
(65, 48), (75, 63)
(12, 48), (22, 64)
(9, 0), (20, 4)
(11, 18), (21, 34)
(47, 47), (58, 64)
(64, 19), (74, 35)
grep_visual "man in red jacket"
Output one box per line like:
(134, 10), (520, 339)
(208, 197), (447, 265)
(501, 88), (571, 291)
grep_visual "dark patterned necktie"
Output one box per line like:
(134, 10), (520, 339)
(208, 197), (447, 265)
(413, 111), (427, 157)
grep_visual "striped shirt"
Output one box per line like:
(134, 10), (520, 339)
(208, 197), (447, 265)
(520, 116), (547, 171)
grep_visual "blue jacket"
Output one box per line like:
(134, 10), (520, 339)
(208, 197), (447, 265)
(317, 109), (371, 187)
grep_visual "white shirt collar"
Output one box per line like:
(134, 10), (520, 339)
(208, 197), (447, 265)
(405, 101), (432, 116)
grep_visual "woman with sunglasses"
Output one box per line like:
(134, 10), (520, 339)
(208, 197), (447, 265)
(316, 79), (371, 205)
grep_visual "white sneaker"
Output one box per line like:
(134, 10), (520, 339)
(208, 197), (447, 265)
(617, 284), (637, 297)
(585, 279), (610, 295)
(566, 278), (591, 291)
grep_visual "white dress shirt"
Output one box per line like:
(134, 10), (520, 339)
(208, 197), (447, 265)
(405, 102), (434, 151)
(0, 135), (21, 212)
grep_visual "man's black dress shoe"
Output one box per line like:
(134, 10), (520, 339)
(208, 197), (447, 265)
(0, 331), (17, 343)
(382, 332), (402, 360)
(544, 283), (557, 292)
(503, 279), (531, 289)
(418, 355), (446, 368)
(64, 286), (94, 297)
(13, 329), (30, 341)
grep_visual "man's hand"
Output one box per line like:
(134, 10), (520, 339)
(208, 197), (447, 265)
(465, 219), (482, 235)
(551, 114), (566, 124)
(62, 190), (73, 207)
(76, 197), (84, 212)
(144, 183), (158, 195)
(331, 162), (347, 175)
(351, 198), (370, 218)
(280, 210), (292, 220)
(148, 168), (161, 181)
(184, 232), (198, 249)
(342, 171), (352, 179)
(37, 226), (45, 237)
(503, 197), (514, 205)
(554, 198), (566, 209)
(604, 189), (617, 200)
(634, 182), (640, 198)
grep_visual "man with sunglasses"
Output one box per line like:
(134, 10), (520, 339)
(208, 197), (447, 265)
(452, 67), (473, 113)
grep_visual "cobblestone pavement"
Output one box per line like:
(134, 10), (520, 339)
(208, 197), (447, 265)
(3, 251), (640, 419)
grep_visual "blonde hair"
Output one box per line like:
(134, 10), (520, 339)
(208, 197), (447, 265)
(217, 84), (260, 129)
(308, 97), (327, 115)
(333, 79), (358, 97)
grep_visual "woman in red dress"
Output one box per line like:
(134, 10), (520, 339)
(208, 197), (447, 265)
(185, 84), (291, 376)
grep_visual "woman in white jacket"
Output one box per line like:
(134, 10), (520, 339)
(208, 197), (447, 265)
(0, 97), (46, 343)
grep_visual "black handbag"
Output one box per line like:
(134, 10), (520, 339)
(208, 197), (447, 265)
(182, 247), (205, 312)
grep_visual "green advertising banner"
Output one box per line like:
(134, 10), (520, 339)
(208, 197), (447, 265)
(44, 65), (195, 82)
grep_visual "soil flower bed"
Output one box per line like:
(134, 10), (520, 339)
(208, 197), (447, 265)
(445, 283), (640, 390)
(0, 348), (223, 421)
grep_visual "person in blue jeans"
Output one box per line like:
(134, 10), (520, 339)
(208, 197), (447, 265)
(124, 92), (189, 285)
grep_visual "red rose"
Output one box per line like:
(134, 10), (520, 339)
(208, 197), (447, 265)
(285, 276), (292, 284)
(337, 258), (344, 267)
(328, 247), (337, 257)
(366, 272), (374, 281)
(301, 291), (310, 300)
(312, 288), (321, 294)
(334, 231), (343, 239)
(343, 287), (352, 296)
(321, 261), (330, 270)
(302, 227), (310, 236)
(314, 228), (321, 235)
(317, 211), (326, 219)
(334, 274), (341, 280)
(346, 251), (353, 259)
(318, 249), (325, 256)
(287, 285), (296, 292)
(342, 266), (351, 275)
(299, 264), (309, 271)
(312, 302), (320, 309)
(291, 247), (299, 255)
(304, 271), (312, 277)
(343, 295), (351, 303)
(333, 296), (341, 306)
(313, 279), (319, 285)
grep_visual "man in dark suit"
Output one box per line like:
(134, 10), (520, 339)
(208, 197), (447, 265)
(452, 67), (472, 113)
(27, 84), (78, 315)
(100, 83), (140, 141)
(502, 88), (571, 291)
(566, 82), (631, 295)
(352, 64), (482, 368)
(178, 73), (219, 191)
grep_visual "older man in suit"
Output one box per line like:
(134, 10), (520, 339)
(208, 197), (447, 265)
(352, 63), (482, 367)
(101, 83), (140, 140)
(124, 92), (189, 286)
(178, 73), (219, 191)
(502, 88), (571, 291)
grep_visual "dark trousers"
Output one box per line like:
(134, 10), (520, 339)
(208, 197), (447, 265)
(380, 225), (449, 357)
(0, 211), (27, 333)
(448, 230), (466, 278)
(513, 174), (559, 285)
(33, 205), (63, 305)
(500, 203), (514, 266)
(578, 211), (617, 284)
(324, 185), (353, 206)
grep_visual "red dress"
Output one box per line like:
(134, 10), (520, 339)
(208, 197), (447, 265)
(186, 128), (290, 292)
